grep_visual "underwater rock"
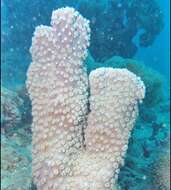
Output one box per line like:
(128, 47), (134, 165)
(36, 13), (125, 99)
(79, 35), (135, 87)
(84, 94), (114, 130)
(1, 87), (23, 132)
(17, 85), (32, 125)
(1, 133), (32, 190)
(150, 144), (170, 190)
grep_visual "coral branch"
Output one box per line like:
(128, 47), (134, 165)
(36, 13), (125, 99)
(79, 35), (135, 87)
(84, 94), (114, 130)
(84, 68), (145, 188)
(27, 7), (90, 189)
(26, 7), (145, 190)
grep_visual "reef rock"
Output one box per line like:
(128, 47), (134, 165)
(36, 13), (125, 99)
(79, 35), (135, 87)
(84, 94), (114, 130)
(150, 143), (170, 190)
(1, 132), (32, 190)
(16, 85), (32, 125)
(1, 87), (23, 132)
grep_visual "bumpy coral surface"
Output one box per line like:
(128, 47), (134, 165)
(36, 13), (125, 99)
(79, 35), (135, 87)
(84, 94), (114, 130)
(84, 68), (145, 189)
(27, 7), (145, 190)
(87, 55), (163, 107)
(27, 7), (90, 190)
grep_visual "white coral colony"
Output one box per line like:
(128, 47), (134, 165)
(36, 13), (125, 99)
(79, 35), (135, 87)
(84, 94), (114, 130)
(26, 7), (145, 190)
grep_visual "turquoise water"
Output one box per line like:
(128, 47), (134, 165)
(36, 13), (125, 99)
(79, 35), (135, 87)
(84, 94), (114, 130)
(1, 0), (170, 190)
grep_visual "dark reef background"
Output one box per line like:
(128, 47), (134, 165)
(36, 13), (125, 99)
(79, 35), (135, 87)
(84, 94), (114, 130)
(1, 0), (170, 190)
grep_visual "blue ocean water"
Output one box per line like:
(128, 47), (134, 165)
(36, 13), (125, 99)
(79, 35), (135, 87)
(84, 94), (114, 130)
(134, 0), (170, 84)
(1, 0), (170, 190)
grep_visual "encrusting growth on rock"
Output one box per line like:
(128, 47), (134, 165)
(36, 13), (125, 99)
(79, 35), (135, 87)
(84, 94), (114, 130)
(26, 7), (145, 190)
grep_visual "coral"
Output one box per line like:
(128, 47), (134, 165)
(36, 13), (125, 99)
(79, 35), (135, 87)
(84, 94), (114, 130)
(118, 99), (170, 190)
(1, 87), (23, 132)
(103, 56), (164, 107)
(85, 54), (163, 107)
(27, 7), (90, 190)
(27, 7), (145, 190)
(83, 68), (145, 189)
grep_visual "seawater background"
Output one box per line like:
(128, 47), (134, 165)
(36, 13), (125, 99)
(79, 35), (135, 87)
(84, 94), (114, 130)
(1, 0), (170, 89)
(1, 0), (170, 190)
(134, 0), (170, 84)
